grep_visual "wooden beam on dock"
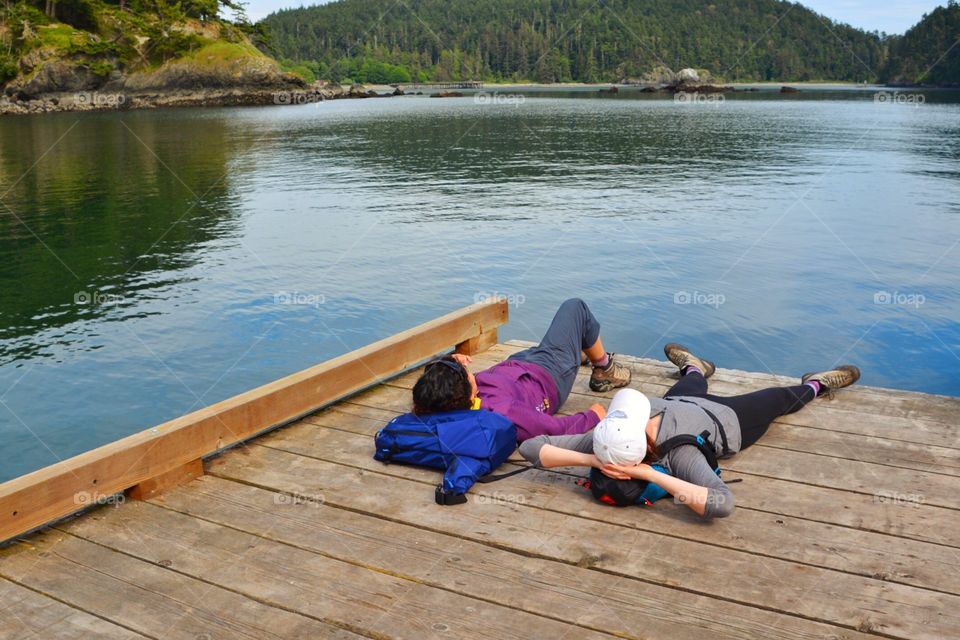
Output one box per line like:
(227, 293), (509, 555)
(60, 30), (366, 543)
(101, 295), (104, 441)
(0, 299), (508, 544)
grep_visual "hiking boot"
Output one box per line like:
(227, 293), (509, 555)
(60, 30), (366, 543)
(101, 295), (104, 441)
(589, 354), (631, 392)
(802, 365), (861, 398)
(663, 343), (716, 378)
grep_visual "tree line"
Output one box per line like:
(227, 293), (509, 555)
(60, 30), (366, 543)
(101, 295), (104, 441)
(261, 0), (892, 84)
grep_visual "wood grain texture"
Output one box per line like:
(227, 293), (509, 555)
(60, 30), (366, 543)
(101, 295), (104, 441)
(0, 577), (146, 639)
(209, 444), (960, 640)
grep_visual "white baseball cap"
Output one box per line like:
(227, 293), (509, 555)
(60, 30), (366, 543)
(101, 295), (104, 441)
(592, 388), (651, 466)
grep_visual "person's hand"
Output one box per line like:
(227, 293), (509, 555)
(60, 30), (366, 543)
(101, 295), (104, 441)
(450, 353), (472, 367)
(589, 403), (607, 420)
(599, 464), (631, 480)
(604, 463), (655, 481)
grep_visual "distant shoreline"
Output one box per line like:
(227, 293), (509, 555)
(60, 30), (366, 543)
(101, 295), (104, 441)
(3, 80), (952, 117)
(391, 81), (954, 91)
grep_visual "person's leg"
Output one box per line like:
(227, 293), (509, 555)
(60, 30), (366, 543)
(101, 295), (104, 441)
(706, 385), (816, 449)
(663, 370), (709, 398)
(509, 298), (602, 405)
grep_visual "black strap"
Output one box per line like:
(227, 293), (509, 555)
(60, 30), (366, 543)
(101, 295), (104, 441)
(674, 399), (732, 456)
(477, 465), (532, 483)
(656, 431), (719, 470)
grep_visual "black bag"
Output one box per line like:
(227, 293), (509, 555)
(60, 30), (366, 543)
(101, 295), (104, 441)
(585, 430), (721, 507)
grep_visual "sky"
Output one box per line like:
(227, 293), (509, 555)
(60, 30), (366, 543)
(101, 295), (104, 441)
(242, 1), (947, 36)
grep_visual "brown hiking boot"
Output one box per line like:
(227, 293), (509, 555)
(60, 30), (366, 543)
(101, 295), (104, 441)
(802, 365), (861, 398)
(589, 354), (631, 392)
(663, 343), (716, 378)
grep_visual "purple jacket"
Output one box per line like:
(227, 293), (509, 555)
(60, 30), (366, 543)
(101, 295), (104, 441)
(476, 360), (601, 442)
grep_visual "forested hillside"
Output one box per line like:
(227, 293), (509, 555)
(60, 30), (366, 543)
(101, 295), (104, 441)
(0, 0), (296, 103)
(883, 1), (960, 85)
(261, 0), (889, 83)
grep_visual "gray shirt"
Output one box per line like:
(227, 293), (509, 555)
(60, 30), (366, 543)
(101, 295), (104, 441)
(518, 395), (742, 519)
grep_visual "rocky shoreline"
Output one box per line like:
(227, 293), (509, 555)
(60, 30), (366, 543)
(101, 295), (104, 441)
(0, 82), (407, 116)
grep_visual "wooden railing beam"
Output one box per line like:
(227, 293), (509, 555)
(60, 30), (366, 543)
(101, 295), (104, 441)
(0, 299), (508, 544)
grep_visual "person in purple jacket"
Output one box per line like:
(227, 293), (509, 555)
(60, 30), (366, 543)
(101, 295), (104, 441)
(411, 298), (632, 441)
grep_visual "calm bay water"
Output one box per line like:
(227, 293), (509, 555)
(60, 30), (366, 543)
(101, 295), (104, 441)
(1, 87), (958, 481)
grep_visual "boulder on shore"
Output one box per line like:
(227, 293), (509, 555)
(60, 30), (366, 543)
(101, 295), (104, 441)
(780, 86), (801, 93)
(676, 68), (700, 84)
(348, 83), (369, 97)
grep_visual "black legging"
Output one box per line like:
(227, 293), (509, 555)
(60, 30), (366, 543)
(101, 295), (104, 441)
(663, 372), (815, 449)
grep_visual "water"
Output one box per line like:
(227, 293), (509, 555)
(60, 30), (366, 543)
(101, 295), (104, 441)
(1, 87), (958, 481)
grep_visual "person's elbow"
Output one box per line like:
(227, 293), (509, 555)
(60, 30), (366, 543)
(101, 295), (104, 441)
(518, 437), (548, 466)
(702, 490), (735, 519)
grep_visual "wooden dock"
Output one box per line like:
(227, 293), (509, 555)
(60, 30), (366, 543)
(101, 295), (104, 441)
(1, 301), (958, 639)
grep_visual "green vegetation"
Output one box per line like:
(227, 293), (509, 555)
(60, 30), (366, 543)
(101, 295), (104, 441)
(0, 0), (273, 89)
(261, 0), (892, 84)
(882, 1), (960, 85)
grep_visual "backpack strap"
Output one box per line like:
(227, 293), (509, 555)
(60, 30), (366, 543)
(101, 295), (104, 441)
(435, 465), (532, 504)
(476, 465), (532, 483)
(673, 399), (732, 456)
(656, 430), (719, 471)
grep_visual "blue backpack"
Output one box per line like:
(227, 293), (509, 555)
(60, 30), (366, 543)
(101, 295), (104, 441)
(374, 409), (520, 505)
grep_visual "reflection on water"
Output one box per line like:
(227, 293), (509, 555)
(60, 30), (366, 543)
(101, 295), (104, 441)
(0, 89), (958, 480)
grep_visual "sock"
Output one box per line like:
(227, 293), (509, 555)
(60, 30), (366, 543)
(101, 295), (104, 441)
(593, 352), (611, 369)
(806, 380), (822, 396)
(683, 365), (702, 376)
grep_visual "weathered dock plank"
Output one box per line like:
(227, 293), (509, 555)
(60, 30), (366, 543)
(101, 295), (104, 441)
(0, 577), (146, 639)
(207, 443), (960, 640)
(56, 500), (615, 640)
(0, 531), (358, 639)
(58, 480), (843, 640)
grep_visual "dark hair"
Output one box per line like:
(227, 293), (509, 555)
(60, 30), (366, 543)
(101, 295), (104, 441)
(643, 432), (660, 465)
(412, 357), (473, 415)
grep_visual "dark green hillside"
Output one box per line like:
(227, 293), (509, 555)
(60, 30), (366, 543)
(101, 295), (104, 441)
(261, 0), (889, 83)
(883, 1), (960, 86)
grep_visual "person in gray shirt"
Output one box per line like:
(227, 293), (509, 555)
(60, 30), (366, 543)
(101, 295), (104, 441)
(518, 343), (861, 519)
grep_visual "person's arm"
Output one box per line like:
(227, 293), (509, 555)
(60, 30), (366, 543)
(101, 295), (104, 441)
(604, 446), (735, 519)
(509, 402), (604, 441)
(518, 431), (599, 468)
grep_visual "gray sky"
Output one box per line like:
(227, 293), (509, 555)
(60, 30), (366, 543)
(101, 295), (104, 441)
(243, 1), (946, 36)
